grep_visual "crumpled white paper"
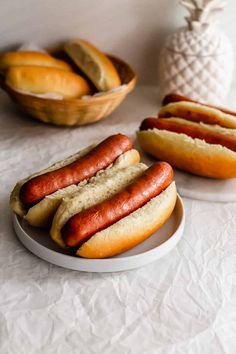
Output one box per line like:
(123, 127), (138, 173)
(0, 86), (236, 353)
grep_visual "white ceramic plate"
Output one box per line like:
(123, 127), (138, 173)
(138, 149), (236, 203)
(174, 170), (236, 203)
(13, 195), (185, 273)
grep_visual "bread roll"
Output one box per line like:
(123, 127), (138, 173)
(64, 39), (121, 91)
(0, 51), (72, 73)
(6, 66), (92, 99)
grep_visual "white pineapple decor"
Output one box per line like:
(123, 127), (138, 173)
(159, 0), (234, 104)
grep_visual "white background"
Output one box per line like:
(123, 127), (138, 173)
(0, 0), (236, 86)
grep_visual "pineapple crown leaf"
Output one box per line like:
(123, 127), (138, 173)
(180, 0), (226, 29)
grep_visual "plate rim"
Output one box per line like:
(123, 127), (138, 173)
(13, 194), (185, 272)
(177, 184), (236, 203)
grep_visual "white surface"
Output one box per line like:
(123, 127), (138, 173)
(174, 170), (236, 203)
(13, 194), (184, 272)
(0, 0), (235, 87)
(1, 86), (236, 353)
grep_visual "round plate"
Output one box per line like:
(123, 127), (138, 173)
(13, 195), (185, 273)
(138, 150), (236, 203)
(174, 170), (236, 203)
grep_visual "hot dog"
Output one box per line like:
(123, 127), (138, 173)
(50, 162), (177, 258)
(140, 118), (236, 153)
(10, 134), (140, 227)
(162, 93), (236, 118)
(20, 134), (132, 207)
(62, 162), (173, 248)
(159, 93), (236, 129)
(137, 94), (236, 178)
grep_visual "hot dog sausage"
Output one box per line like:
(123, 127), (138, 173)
(62, 162), (173, 248)
(20, 134), (132, 207)
(140, 118), (236, 153)
(162, 93), (236, 119)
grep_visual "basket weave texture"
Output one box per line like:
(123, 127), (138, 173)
(0, 55), (136, 126)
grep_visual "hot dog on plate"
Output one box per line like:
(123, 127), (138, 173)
(10, 134), (140, 227)
(137, 94), (236, 179)
(50, 161), (177, 258)
(161, 93), (236, 128)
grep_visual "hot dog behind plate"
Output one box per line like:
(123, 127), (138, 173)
(51, 161), (177, 258)
(137, 94), (236, 179)
(10, 134), (140, 227)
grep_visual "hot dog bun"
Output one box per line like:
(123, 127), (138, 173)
(50, 163), (176, 257)
(138, 94), (236, 179)
(64, 39), (121, 91)
(6, 66), (92, 99)
(0, 51), (72, 73)
(162, 93), (236, 120)
(10, 137), (140, 227)
(78, 182), (176, 258)
(137, 127), (236, 178)
(160, 94), (236, 129)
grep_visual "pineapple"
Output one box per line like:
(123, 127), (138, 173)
(159, 0), (234, 104)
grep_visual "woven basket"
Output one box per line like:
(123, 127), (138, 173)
(0, 55), (136, 126)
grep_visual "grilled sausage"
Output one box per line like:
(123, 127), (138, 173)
(162, 93), (236, 118)
(140, 117), (236, 153)
(62, 162), (173, 247)
(20, 134), (132, 207)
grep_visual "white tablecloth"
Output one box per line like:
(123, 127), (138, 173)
(1, 86), (236, 354)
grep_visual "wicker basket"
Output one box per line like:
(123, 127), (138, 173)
(0, 55), (136, 126)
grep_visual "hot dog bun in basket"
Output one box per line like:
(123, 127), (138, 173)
(6, 66), (92, 99)
(0, 51), (72, 73)
(64, 39), (121, 91)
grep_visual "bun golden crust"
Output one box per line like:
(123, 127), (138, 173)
(64, 39), (121, 91)
(162, 93), (236, 119)
(0, 51), (72, 72)
(159, 101), (236, 129)
(137, 129), (236, 178)
(6, 66), (92, 99)
(77, 182), (176, 258)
